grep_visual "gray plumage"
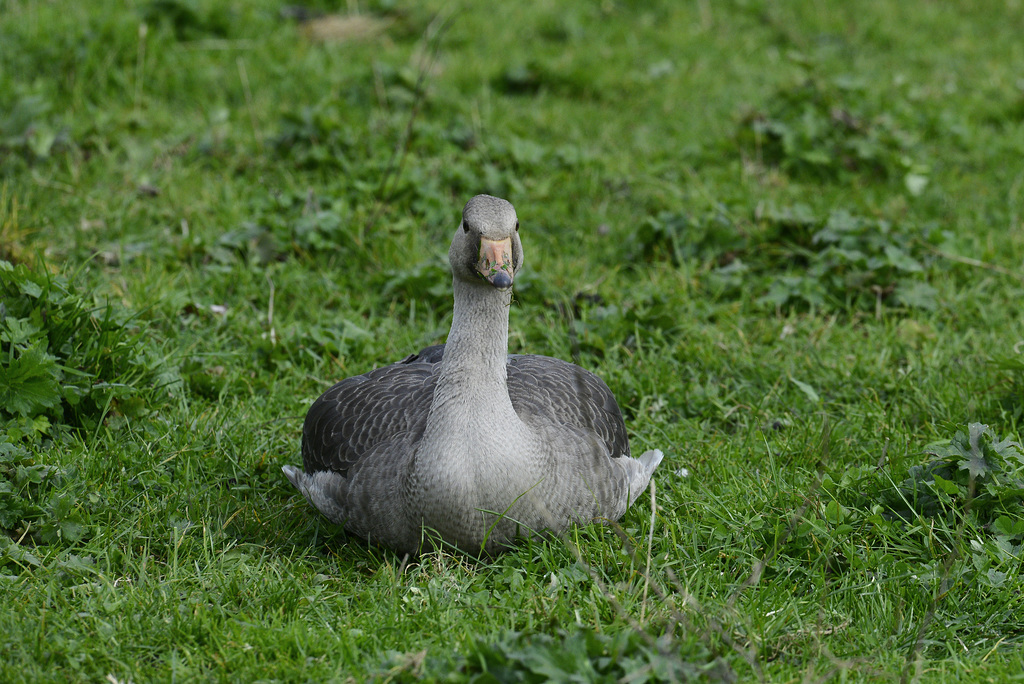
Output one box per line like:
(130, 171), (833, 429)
(283, 194), (663, 556)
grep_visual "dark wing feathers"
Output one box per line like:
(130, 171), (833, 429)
(301, 344), (629, 479)
(405, 344), (446, 364)
(506, 354), (630, 460)
(301, 355), (438, 477)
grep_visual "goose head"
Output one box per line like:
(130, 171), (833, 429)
(449, 194), (523, 291)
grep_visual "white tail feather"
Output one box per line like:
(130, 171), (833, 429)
(639, 449), (664, 475)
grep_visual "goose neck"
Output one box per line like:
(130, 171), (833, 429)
(439, 277), (512, 384)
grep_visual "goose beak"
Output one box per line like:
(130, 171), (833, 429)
(477, 237), (514, 290)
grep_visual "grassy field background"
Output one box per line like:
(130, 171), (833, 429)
(2, 0), (1023, 680)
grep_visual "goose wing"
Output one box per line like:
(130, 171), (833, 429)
(301, 352), (439, 477)
(506, 354), (630, 460)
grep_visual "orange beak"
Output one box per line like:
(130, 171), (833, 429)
(477, 237), (514, 290)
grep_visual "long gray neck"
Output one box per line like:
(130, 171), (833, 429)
(429, 277), (515, 418)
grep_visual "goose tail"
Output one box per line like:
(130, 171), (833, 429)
(282, 464), (302, 490)
(625, 449), (664, 508)
(638, 449), (664, 477)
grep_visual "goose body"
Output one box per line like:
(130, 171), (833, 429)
(283, 195), (662, 556)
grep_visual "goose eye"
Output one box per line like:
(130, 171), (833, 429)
(463, 221), (470, 233)
(515, 221), (519, 232)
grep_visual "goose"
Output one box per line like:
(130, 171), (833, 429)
(283, 194), (663, 556)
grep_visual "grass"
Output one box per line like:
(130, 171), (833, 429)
(2, 0), (1023, 680)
